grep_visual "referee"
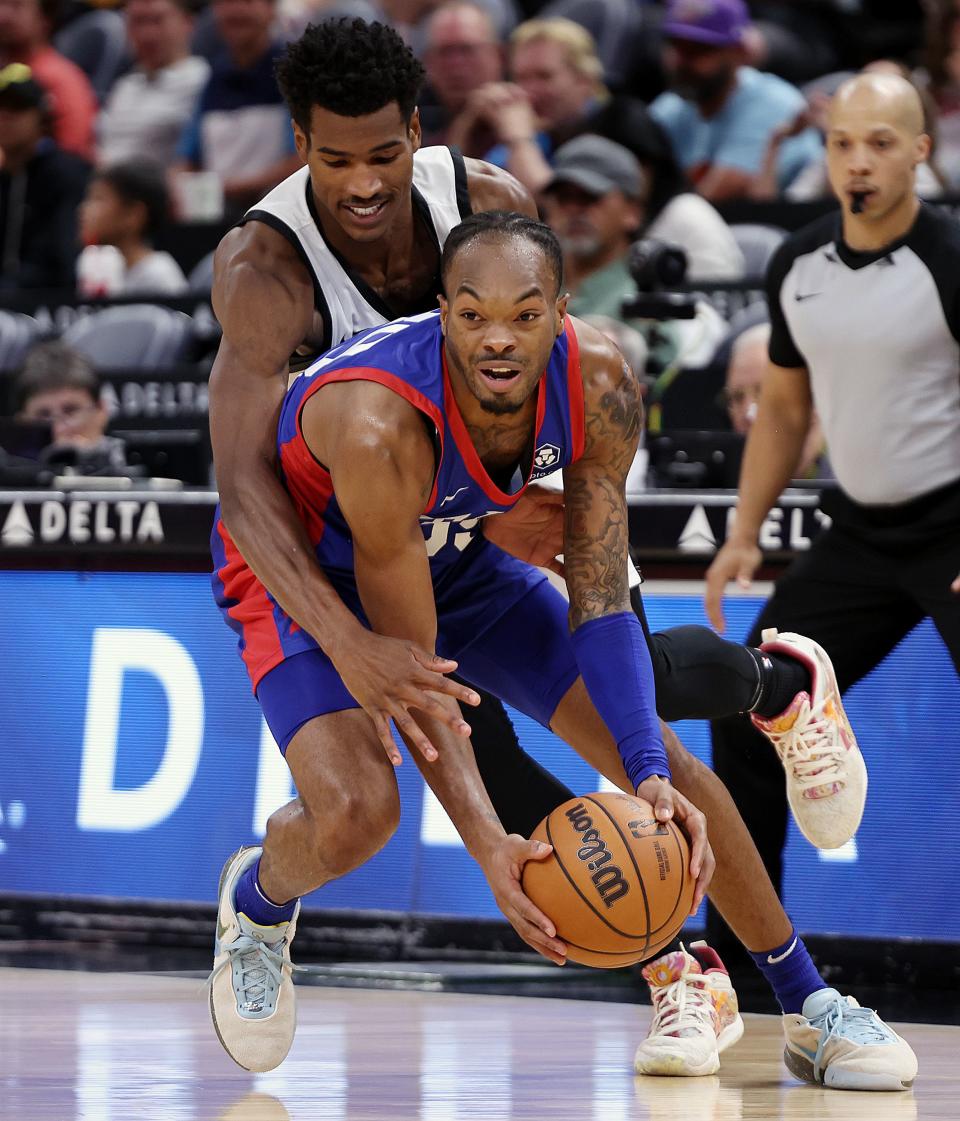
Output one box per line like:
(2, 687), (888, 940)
(704, 71), (960, 906)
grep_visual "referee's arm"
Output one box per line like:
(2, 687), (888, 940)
(704, 361), (812, 631)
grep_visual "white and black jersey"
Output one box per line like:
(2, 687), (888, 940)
(767, 203), (960, 506)
(240, 146), (472, 359)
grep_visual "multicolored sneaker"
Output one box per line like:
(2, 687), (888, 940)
(783, 988), (918, 1091)
(751, 629), (867, 849)
(634, 941), (744, 1076)
(209, 846), (300, 1072)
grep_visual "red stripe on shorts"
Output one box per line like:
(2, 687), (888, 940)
(215, 519), (284, 687)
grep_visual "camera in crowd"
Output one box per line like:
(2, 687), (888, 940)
(622, 239), (699, 322)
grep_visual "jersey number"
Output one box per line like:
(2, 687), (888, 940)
(308, 313), (435, 374)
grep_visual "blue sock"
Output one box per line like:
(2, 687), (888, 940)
(749, 928), (826, 1014)
(233, 857), (298, 925)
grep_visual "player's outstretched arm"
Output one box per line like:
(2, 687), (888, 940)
(310, 390), (566, 964)
(209, 227), (479, 749)
(562, 322), (712, 906)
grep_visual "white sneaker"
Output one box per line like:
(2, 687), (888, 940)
(209, 846), (300, 1072)
(751, 629), (867, 849)
(634, 941), (744, 1076)
(783, 988), (918, 1091)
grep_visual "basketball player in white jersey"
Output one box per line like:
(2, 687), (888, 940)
(206, 19), (915, 1089)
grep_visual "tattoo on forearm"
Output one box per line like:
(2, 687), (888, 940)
(566, 360), (642, 628)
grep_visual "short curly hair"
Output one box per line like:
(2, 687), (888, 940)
(442, 212), (564, 296)
(275, 19), (426, 135)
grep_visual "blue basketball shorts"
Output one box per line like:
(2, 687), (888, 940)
(253, 542), (581, 753)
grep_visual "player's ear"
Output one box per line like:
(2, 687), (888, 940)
(292, 119), (309, 164)
(438, 294), (449, 334)
(555, 293), (570, 335)
(409, 108), (422, 154)
(914, 131), (931, 166)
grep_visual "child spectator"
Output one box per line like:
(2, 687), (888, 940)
(78, 159), (188, 295)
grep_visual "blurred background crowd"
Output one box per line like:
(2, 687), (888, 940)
(0, 0), (950, 485)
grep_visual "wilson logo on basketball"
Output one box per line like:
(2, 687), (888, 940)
(565, 803), (629, 908)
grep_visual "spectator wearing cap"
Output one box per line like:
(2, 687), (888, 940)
(0, 63), (89, 289)
(541, 134), (643, 315)
(650, 0), (822, 201)
(547, 130), (741, 284)
(541, 133), (725, 374)
(79, 159), (188, 295)
(98, 0), (211, 168)
(0, 0), (97, 161)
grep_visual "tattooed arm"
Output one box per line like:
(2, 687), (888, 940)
(563, 318), (668, 787)
(563, 321), (713, 902)
(562, 321), (642, 627)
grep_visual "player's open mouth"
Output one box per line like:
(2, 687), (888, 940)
(478, 366), (522, 391)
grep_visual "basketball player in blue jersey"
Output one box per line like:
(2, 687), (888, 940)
(209, 213), (917, 1090)
(209, 19), (864, 870)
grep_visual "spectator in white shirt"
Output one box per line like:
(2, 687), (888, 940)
(97, 0), (210, 167)
(78, 159), (188, 295)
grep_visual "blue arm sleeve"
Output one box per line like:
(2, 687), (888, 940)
(571, 612), (669, 788)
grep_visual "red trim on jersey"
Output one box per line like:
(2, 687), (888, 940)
(279, 435), (333, 548)
(564, 318), (586, 463)
(215, 519), (284, 689)
(294, 367), (445, 511)
(441, 351), (547, 505)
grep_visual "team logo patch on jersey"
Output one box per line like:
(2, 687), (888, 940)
(533, 443), (560, 471)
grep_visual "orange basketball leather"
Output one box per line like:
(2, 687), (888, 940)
(523, 792), (696, 968)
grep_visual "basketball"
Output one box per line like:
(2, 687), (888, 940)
(521, 791), (696, 968)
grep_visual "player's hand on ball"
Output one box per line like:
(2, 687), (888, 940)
(482, 835), (568, 966)
(635, 776), (714, 915)
(482, 484), (565, 577)
(331, 628), (481, 766)
(704, 538), (763, 633)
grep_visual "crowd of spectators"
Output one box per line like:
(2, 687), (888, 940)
(0, 0), (952, 484)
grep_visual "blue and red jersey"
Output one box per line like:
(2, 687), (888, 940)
(212, 310), (585, 688)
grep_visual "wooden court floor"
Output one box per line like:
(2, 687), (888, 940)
(1, 969), (956, 1121)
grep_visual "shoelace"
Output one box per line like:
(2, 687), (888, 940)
(812, 999), (892, 1082)
(651, 974), (717, 1038)
(208, 934), (286, 1014)
(765, 697), (845, 792)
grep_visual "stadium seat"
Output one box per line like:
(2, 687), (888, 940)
(62, 305), (193, 371)
(187, 251), (216, 295)
(0, 310), (43, 373)
(53, 10), (129, 103)
(729, 223), (788, 280)
(722, 301), (771, 348)
(710, 301), (771, 379)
